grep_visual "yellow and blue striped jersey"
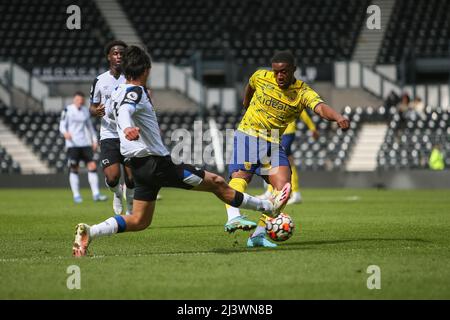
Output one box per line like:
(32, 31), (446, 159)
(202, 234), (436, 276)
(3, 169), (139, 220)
(238, 69), (323, 142)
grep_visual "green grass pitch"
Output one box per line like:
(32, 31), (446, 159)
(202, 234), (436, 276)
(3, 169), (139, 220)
(0, 188), (449, 299)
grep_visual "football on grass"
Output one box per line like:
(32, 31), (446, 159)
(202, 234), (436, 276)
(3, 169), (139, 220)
(266, 213), (295, 242)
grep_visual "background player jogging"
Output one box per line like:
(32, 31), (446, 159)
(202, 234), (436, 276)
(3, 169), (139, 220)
(90, 40), (136, 215)
(59, 92), (107, 203)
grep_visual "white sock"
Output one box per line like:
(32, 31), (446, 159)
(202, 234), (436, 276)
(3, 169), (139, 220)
(226, 206), (241, 221)
(89, 217), (118, 239)
(69, 172), (80, 198)
(125, 187), (134, 213)
(88, 171), (100, 196)
(240, 193), (273, 212)
(252, 225), (267, 238)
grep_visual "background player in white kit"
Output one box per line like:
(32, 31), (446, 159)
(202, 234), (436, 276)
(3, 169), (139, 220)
(72, 46), (289, 256)
(59, 92), (107, 203)
(90, 40), (136, 215)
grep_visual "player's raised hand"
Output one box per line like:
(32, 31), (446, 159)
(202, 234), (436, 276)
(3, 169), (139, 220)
(337, 116), (350, 131)
(124, 127), (140, 140)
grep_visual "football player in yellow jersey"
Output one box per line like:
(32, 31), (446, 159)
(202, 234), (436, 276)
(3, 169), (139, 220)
(224, 51), (350, 248)
(259, 110), (319, 204)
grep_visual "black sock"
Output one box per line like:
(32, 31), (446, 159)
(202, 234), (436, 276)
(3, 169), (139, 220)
(230, 191), (244, 207)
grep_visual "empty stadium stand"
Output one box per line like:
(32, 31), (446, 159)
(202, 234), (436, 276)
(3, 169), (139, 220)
(120, 0), (369, 67)
(0, 0), (114, 71)
(0, 99), (361, 174)
(1, 100), (448, 174)
(160, 108), (360, 172)
(0, 105), (21, 173)
(378, 0), (449, 64)
(290, 110), (359, 171)
(377, 106), (450, 169)
(1, 106), (67, 172)
(0, 145), (21, 174)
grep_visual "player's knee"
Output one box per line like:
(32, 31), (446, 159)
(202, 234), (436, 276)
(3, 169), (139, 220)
(105, 177), (119, 188)
(134, 215), (151, 230)
(69, 166), (79, 173)
(232, 171), (252, 184)
(140, 218), (151, 230)
(87, 162), (97, 171)
(105, 172), (121, 187)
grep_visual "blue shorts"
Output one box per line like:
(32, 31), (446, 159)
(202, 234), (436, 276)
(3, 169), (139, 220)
(228, 130), (290, 177)
(281, 134), (295, 156)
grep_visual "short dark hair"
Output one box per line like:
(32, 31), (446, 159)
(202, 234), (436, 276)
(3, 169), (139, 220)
(104, 40), (128, 57)
(122, 46), (152, 80)
(74, 91), (85, 97)
(271, 50), (296, 67)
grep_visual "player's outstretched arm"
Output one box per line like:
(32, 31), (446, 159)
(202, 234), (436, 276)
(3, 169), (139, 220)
(314, 103), (350, 130)
(243, 84), (255, 109)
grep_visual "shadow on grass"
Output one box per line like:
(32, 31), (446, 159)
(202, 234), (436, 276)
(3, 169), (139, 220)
(282, 238), (429, 247)
(90, 238), (430, 259)
(152, 224), (224, 229)
(210, 237), (430, 255)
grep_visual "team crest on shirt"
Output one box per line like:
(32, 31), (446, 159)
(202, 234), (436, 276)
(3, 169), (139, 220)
(286, 91), (298, 101)
(127, 91), (138, 100)
(122, 91), (140, 104)
(244, 162), (252, 170)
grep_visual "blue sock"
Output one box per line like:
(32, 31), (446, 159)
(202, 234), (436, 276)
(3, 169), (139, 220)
(114, 215), (127, 233)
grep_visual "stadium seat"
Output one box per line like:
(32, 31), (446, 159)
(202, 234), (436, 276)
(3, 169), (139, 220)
(377, 107), (450, 169)
(119, 0), (369, 67)
(0, 145), (21, 174)
(0, 0), (114, 71)
(378, 0), (449, 63)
